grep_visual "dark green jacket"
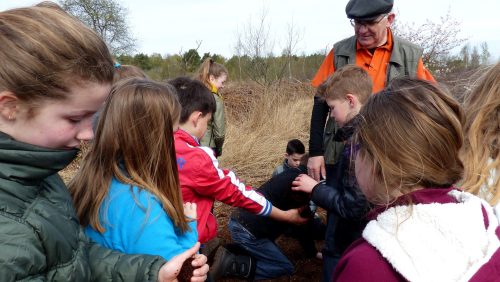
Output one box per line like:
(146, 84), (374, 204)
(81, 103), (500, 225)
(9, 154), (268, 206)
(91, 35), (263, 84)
(0, 132), (166, 281)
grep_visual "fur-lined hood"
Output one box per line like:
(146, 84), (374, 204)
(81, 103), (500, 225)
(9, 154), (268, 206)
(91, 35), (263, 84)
(363, 190), (500, 282)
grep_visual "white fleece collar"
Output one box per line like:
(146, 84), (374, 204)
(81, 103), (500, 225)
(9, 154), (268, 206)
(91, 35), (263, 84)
(362, 190), (500, 282)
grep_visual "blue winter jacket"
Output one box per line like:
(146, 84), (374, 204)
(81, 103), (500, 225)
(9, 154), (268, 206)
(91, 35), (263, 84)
(86, 178), (198, 260)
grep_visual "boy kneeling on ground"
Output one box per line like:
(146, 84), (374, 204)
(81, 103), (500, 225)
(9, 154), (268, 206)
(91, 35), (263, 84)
(169, 77), (308, 281)
(229, 153), (326, 280)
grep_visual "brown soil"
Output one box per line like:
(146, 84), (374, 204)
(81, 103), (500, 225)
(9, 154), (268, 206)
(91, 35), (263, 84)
(214, 200), (325, 282)
(178, 257), (196, 282)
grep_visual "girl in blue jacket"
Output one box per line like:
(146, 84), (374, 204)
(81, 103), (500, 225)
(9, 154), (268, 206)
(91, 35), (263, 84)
(71, 78), (199, 261)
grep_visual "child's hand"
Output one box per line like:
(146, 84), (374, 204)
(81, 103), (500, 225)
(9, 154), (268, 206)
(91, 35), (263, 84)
(183, 202), (197, 220)
(190, 252), (209, 281)
(285, 208), (309, 225)
(157, 242), (209, 282)
(292, 174), (319, 194)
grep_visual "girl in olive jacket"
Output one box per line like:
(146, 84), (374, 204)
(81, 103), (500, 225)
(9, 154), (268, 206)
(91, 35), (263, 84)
(196, 58), (228, 157)
(0, 4), (207, 281)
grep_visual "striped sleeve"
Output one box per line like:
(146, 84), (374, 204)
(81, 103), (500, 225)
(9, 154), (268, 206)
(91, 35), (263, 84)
(193, 145), (272, 216)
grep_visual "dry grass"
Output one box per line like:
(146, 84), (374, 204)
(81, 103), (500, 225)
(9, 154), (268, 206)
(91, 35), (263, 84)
(59, 143), (89, 183)
(216, 81), (322, 282)
(219, 81), (314, 187)
(439, 66), (491, 103)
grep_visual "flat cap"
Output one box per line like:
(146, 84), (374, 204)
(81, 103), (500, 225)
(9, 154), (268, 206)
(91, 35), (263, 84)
(345, 0), (393, 20)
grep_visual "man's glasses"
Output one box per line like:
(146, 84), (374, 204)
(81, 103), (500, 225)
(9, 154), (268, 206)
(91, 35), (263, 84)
(350, 14), (388, 28)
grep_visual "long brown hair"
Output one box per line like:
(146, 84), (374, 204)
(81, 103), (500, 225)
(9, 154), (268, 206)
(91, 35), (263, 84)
(69, 78), (189, 233)
(461, 63), (500, 205)
(356, 78), (464, 204)
(195, 57), (228, 90)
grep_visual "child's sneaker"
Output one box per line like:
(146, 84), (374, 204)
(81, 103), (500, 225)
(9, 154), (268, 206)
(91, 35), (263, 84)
(200, 237), (222, 263)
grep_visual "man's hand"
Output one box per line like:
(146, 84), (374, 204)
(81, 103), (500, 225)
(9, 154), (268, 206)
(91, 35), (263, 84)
(292, 174), (319, 194)
(158, 242), (209, 282)
(307, 156), (326, 181)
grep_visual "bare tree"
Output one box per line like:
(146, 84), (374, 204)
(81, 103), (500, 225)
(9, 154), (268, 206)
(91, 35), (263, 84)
(233, 7), (303, 86)
(460, 44), (471, 68)
(234, 32), (244, 81)
(480, 42), (491, 65)
(177, 40), (202, 74)
(233, 7), (276, 85)
(470, 46), (481, 68)
(60, 0), (135, 55)
(282, 19), (303, 80)
(392, 10), (466, 73)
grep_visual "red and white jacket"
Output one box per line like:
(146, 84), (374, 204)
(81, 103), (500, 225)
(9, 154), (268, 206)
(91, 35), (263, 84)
(174, 129), (271, 243)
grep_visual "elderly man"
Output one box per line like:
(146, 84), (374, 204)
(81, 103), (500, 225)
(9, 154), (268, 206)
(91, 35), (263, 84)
(307, 0), (435, 281)
(308, 0), (435, 181)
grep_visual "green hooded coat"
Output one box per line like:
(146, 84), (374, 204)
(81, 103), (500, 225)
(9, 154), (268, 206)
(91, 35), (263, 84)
(0, 132), (166, 281)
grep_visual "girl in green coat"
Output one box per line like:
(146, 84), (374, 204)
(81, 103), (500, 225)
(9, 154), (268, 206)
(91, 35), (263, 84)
(196, 58), (228, 157)
(0, 3), (208, 281)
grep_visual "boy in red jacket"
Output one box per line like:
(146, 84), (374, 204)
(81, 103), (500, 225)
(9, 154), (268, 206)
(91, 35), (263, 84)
(168, 77), (306, 280)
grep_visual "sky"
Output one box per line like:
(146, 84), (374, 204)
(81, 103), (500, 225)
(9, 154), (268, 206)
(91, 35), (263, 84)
(1, 0), (499, 59)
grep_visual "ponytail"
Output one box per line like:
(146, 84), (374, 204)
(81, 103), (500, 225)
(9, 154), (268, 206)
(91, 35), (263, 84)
(195, 58), (228, 90)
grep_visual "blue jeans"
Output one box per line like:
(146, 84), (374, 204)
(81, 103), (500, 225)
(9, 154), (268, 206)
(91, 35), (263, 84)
(228, 219), (294, 280)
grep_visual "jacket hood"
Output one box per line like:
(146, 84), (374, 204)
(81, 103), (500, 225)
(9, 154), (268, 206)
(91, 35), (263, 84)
(0, 132), (77, 185)
(363, 190), (500, 282)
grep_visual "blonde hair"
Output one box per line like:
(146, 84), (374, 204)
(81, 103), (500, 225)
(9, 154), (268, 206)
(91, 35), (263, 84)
(356, 78), (464, 204)
(322, 65), (372, 103)
(0, 4), (114, 106)
(461, 63), (500, 205)
(69, 78), (189, 233)
(196, 57), (228, 90)
(113, 64), (148, 84)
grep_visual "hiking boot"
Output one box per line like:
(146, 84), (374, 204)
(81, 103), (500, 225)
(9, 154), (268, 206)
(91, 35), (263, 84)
(208, 246), (256, 281)
(201, 237), (223, 264)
